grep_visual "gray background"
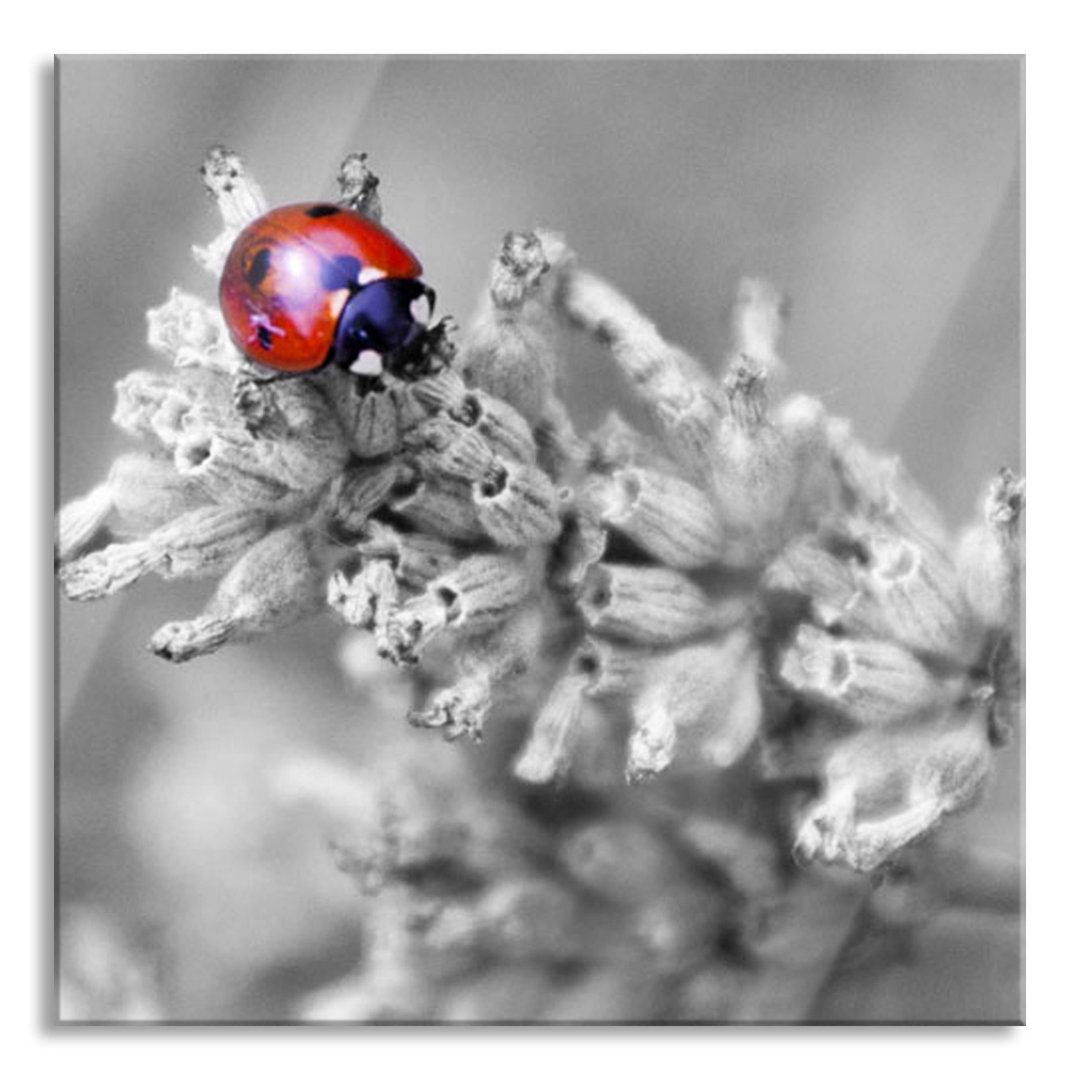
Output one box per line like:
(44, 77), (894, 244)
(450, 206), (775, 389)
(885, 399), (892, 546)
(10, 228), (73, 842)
(57, 57), (1022, 1020)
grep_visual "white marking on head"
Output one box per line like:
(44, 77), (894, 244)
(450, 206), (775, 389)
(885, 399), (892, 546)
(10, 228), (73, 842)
(409, 294), (431, 326)
(349, 350), (383, 377)
(358, 266), (386, 285)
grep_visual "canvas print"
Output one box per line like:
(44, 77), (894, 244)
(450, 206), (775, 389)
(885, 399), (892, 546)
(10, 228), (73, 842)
(56, 56), (1023, 1023)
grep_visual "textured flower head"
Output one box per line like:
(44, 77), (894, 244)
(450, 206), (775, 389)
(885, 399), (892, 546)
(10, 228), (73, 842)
(58, 149), (1023, 896)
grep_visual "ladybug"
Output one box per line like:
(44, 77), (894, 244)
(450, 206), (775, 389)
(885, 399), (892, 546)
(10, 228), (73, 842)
(220, 202), (434, 378)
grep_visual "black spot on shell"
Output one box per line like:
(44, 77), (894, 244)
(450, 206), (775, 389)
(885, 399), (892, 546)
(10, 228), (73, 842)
(257, 325), (273, 350)
(305, 204), (341, 218)
(245, 247), (272, 288)
(321, 254), (362, 291)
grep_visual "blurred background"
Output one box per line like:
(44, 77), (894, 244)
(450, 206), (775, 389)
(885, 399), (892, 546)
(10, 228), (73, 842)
(57, 56), (1022, 1021)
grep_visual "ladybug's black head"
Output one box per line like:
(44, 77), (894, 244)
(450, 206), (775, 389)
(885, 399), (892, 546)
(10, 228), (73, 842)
(332, 278), (435, 378)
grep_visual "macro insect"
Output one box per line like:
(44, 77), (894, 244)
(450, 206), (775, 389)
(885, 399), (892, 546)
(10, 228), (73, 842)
(219, 202), (435, 379)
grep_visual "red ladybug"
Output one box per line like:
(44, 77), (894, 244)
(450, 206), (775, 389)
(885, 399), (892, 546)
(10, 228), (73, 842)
(219, 202), (434, 377)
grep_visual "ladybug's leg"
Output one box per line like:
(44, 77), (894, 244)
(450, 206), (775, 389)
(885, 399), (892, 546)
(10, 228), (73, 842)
(399, 311), (457, 381)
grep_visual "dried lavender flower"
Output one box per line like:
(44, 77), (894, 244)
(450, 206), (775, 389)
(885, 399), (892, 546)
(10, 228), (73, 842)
(148, 523), (326, 661)
(790, 703), (994, 873)
(626, 630), (762, 780)
(594, 465), (728, 569)
(146, 287), (238, 374)
(558, 265), (723, 486)
(577, 563), (746, 646)
(777, 624), (959, 728)
(956, 467), (1025, 632)
(727, 276), (789, 382)
(710, 358), (799, 565)
(512, 670), (594, 783)
(59, 145), (1023, 1024)
(459, 231), (563, 424)
(336, 151), (383, 220)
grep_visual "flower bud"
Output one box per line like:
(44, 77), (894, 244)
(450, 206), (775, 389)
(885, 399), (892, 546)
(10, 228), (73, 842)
(152, 504), (275, 579)
(405, 366), (469, 414)
(409, 608), (546, 740)
(146, 287), (238, 373)
(172, 426), (293, 505)
(388, 473), (485, 543)
(409, 669), (493, 742)
(389, 379), (432, 435)
(710, 359), (797, 565)
(491, 230), (553, 309)
(577, 564), (745, 646)
(955, 467), (1025, 631)
(512, 670), (592, 784)
(461, 312), (561, 427)
(651, 372), (725, 492)
(199, 144), (266, 227)
(235, 378), (351, 493)
(558, 266), (723, 485)
(325, 461), (400, 538)
(727, 277), (788, 382)
(193, 146), (266, 274)
(435, 553), (536, 627)
(473, 461), (562, 547)
(848, 529), (976, 664)
(332, 378), (401, 458)
(792, 705), (993, 872)
(595, 465), (726, 569)
(459, 233), (561, 423)
(451, 389), (537, 466)
(381, 554), (534, 664)
(111, 371), (198, 448)
(405, 414), (498, 485)
(626, 630), (762, 780)
(335, 151), (382, 220)
(58, 540), (158, 602)
(60, 505), (272, 600)
(149, 524), (325, 662)
(778, 623), (957, 726)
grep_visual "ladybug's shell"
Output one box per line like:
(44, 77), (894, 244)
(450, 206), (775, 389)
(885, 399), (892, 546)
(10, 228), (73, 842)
(220, 203), (424, 374)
